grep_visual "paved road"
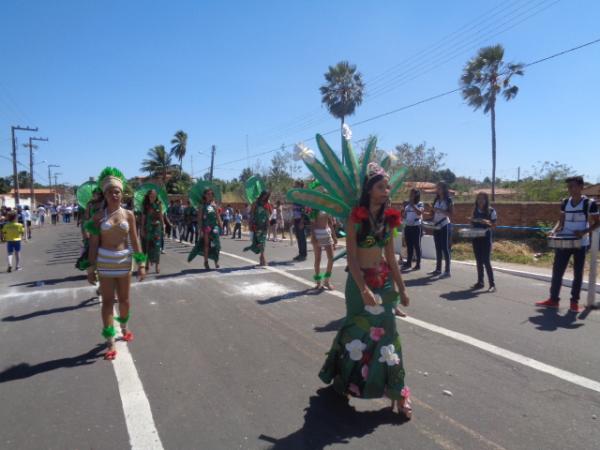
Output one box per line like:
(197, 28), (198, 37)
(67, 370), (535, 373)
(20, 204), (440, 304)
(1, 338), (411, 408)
(1, 224), (599, 450)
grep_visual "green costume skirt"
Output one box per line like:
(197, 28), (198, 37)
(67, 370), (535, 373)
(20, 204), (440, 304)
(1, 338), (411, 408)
(188, 225), (221, 263)
(143, 221), (162, 264)
(318, 264), (407, 400)
(244, 226), (267, 254)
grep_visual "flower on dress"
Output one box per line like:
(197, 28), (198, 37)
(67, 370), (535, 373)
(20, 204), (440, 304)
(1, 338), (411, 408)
(378, 344), (401, 366)
(370, 327), (386, 342)
(348, 383), (361, 396)
(293, 143), (316, 164)
(365, 305), (385, 315)
(342, 124), (352, 141)
(361, 352), (372, 365)
(350, 206), (369, 222)
(345, 339), (367, 361)
(361, 364), (369, 380)
(384, 209), (402, 228)
(401, 386), (411, 399)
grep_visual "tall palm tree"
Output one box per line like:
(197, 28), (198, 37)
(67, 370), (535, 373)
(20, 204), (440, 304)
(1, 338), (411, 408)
(460, 44), (524, 201)
(170, 130), (188, 173)
(320, 61), (365, 162)
(140, 145), (175, 185)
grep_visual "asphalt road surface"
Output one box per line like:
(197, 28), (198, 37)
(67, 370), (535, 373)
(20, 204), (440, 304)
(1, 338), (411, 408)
(1, 223), (599, 450)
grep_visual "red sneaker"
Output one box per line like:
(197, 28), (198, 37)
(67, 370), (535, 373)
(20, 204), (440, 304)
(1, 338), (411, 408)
(569, 302), (581, 313)
(535, 299), (559, 308)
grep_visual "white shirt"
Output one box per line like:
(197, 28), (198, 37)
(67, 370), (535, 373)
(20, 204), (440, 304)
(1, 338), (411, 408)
(404, 202), (424, 226)
(433, 198), (452, 226)
(37, 206), (46, 215)
(561, 196), (599, 246)
(22, 210), (31, 221)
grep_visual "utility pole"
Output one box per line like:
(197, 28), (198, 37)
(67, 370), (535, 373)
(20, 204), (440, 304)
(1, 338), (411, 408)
(517, 166), (521, 183)
(11, 125), (38, 204)
(24, 136), (48, 208)
(209, 145), (216, 182)
(48, 164), (60, 204)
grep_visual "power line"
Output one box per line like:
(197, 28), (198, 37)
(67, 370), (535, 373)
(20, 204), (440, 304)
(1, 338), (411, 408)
(212, 36), (600, 172)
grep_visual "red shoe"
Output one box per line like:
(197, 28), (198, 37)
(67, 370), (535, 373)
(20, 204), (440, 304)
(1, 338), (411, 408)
(535, 299), (559, 308)
(569, 302), (581, 313)
(104, 350), (117, 360)
(122, 331), (134, 342)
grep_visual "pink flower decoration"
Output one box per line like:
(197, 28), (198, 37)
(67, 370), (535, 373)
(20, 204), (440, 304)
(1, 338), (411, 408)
(348, 383), (361, 397)
(401, 386), (411, 399)
(361, 365), (369, 380)
(370, 327), (386, 342)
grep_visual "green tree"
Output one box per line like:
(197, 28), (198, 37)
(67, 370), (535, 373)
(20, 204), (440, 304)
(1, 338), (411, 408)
(0, 176), (11, 194)
(268, 149), (293, 195)
(140, 145), (176, 185)
(170, 130), (188, 173)
(460, 44), (524, 201)
(239, 168), (254, 184)
(394, 142), (446, 182)
(320, 60), (365, 160)
(518, 161), (574, 201)
(166, 170), (193, 195)
(17, 170), (32, 189)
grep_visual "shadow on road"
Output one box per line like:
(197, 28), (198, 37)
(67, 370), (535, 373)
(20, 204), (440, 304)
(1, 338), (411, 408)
(257, 288), (321, 305)
(440, 288), (483, 301)
(528, 308), (584, 331)
(154, 264), (258, 280)
(10, 274), (87, 288)
(258, 386), (405, 449)
(403, 275), (436, 288)
(0, 344), (104, 383)
(314, 318), (344, 333)
(2, 297), (99, 322)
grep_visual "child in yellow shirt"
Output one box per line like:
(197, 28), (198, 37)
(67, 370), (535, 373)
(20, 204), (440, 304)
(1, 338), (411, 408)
(1, 211), (25, 272)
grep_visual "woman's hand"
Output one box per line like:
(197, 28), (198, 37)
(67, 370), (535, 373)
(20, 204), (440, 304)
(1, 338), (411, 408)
(137, 266), (146, 282)
(361, 287), (378, 307)
(399, 290), (410, 307)
(87, 268), (97, 285)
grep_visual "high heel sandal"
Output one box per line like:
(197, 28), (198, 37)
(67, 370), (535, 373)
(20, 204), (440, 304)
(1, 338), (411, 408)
(204, 261), (210, 270)
(395, 387), (413, 420)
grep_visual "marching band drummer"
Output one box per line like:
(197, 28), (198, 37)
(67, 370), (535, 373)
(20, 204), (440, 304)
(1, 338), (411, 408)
(470, 192), (497, 292)
(428, 182), (453, 278)
(401, 188), (424, 271)
(536, 176), (599, 313)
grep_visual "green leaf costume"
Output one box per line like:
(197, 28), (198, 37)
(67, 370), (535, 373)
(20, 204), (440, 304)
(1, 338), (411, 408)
(188, 202), (221, 263)
(287, 130), (409, 401)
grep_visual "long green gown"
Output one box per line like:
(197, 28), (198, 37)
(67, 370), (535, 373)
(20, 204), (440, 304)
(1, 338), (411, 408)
(243, 202), (269, 254)
(318, 220), (407, 401)
(143, 202), (163, 264)
(188, 203), (221, 263)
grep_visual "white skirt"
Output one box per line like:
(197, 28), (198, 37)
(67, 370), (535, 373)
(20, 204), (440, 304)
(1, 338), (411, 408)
(314, 228), (333, 247)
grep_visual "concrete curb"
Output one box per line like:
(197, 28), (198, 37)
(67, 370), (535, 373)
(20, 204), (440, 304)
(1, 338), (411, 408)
(452, 260), (600, 294)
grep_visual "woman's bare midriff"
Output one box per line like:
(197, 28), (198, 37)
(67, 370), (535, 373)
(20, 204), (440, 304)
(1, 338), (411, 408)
(357, 247), (384, 270)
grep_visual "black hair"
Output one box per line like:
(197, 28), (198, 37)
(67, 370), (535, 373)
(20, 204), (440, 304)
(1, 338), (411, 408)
(257, 190), (271, 205)
(565, 176), (584, 186)
(202, 188), (214, 205)
(474, 192), (490, 216)
(357, 174), (386, 243)
(410, 188), (421, 204)
(143, 189), (160, 211)
(434, 181), (450, 204)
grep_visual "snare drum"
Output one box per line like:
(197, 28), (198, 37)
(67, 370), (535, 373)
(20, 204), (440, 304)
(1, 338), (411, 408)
(458, 227), (488, 239)
(547, 235), (583, 249)
(422, 221), (442, 232)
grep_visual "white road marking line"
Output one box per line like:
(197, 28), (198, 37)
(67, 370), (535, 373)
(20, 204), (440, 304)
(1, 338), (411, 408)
(220, 250), (600, 395)
(112, 316), (164, 449)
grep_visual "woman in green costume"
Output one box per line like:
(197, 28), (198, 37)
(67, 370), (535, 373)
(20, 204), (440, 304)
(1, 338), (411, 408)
(318, 163), (412, 419)
(141, 189), (164, 274)
(188, 188), (222, 269)
(243, 190), (271, 266)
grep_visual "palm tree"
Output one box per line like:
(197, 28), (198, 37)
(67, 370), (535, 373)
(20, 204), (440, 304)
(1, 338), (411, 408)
(460, 44), (524, 201)
(170, 130), (188, 173)
(320, 61), (365, 161)
(140, 145), (176, 185)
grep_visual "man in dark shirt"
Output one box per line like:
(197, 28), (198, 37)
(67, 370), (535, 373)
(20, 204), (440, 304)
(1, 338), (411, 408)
(293, 180), (308, 261)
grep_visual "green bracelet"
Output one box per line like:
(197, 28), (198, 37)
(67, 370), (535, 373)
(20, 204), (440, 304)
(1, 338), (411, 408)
(313, 273), (323, 281)
(323, 272), (332, 279)
(133, 252), (147, 264)
(102, 325), (116, 339)
(115, 313), (130, 324)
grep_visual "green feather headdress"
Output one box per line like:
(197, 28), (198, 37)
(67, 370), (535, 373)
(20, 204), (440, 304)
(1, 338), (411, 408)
(245, 176), (266, 204)
(286, 127), (408, 220)
(189, 180), (222, 208)
(98, 167), (127, 192)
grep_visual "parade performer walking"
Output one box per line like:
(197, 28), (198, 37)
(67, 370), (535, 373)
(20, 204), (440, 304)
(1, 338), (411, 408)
(135, 184), (168, 274)
(470, 192), (497, 292)
(244, 188), (271, 266)
(287, 128), (412, 418)
(536, 176), (599, 312)
(429, 181), (453, 277)
(86, 167), (146, 360)
(75, 181), (102, 271)
(310, 209), (337, 290)
(188, 181), (223, 270)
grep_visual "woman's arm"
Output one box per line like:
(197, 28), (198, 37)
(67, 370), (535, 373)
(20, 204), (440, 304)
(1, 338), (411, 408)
(87, 213), (101, 285)
(384, 237), (409, 306)
(128, 210), (146, 280)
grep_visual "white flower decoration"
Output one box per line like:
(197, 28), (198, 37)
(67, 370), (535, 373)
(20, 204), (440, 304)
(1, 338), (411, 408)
(378, 344), (400, 366)
(342, 124), (352, 141)
(293, 143), (316, 164)
(345, 339), (367, 361)
(365, 304), (384, 315)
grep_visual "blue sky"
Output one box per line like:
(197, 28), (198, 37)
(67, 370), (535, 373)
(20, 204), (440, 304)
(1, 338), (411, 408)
(1, 0), (599, 187)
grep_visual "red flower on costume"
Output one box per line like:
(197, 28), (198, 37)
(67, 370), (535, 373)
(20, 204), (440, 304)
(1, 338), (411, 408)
(384, 209), (402, 228)
(351, 206), (369, 222)
(361, 352), (372, 365)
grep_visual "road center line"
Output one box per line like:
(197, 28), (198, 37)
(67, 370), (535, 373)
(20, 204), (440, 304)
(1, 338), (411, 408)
(219, 250), (600, 394)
